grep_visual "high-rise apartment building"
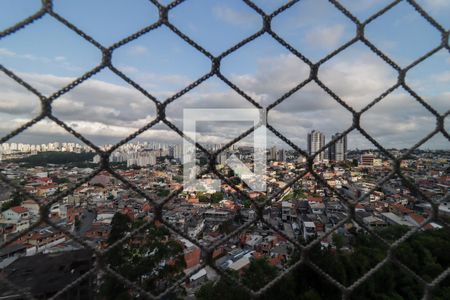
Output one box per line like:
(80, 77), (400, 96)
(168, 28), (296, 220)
(270, 146), (277, 161)
(328, 133), (347, 161)
(276, 149), (286, 162)
(126, 151), (157, 167)
(307, 130), (325, 162)
(172, 144), (183, 162)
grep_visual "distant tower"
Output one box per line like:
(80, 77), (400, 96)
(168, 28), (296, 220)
(307, 130), (325, 162)
(276, 149), (286, 162)
(173, 144), (183, 162)
(270, 146), (277, 161)
(217, 151), (228, 165)
(329, 133), (347, 161)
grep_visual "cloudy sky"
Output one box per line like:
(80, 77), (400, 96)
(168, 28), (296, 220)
(0, 0), (449, 151)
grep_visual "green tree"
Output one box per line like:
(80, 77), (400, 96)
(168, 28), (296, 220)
(196, 259), (277, 299)
(293, 189), (306, 199)
(332, 233), (345, 251)
(74, 216), (81, 231)
(1, 191), (24, 212)
(14, 151), (95, 165)
(195, 227), (450, 300)
(173, 176), (183, 183)
(100, 213), (187, 299)
(107, 213), (132, 244)
(230, 177), (241, 186)
(52, 177), (70, 184)
(198, 194), (209, 203)
(196, 276), (248, 300)
(242, 258), (278, 291)
(301, 290), (322, 300)
(157, 189), (170, 198)
(240, 198), (252, 208)
(218, 219), (235, 234)
(211, 192), (224, 203)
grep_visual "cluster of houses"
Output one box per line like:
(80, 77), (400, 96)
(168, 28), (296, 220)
(0, 148), (448, 297)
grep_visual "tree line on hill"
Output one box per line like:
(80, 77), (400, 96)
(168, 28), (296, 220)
(98, 213), (450, 300)
(196, 226), (450, 300)
(12, 151), (96, 166)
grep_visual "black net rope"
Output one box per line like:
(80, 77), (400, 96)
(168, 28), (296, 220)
(0, 0), (449, 299)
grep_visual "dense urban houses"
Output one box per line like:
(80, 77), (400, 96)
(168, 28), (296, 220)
(0, 139), (448, 298)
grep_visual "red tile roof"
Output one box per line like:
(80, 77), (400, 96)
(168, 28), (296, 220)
(408, 213), (433, 230)
(391, 203), (413, 214)
(307, 196), (323, 203)
(268, 254), (284, 266)
(10, 206), (28, 214)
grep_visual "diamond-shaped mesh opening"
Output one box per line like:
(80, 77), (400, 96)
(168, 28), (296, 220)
(112, 26), (211, 97)
(268, 81), (353, 148)
(416, 0), (450, 29)
(251, 0), (289, 15)
(53, 0), (159, 47)
(169, 0), (262, 56)
(165, 77), (256, 127)
(1, 0), (449, 299)
(360, 88), (436, 153)
(0, 0), (42, 32)
(338, 0), (393, 21)
(221, 33), (310, 103)
(52, 70), (158, 147)
(0, 72), (41, 133)
(318, 42), (398, 112)
(364, 1), (442, 67)
(405, 49), (450, 113)
(271, 0), (356, 62)
(0, 14), (101, 94)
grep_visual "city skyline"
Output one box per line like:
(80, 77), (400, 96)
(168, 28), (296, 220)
(1, 132), (448, 153)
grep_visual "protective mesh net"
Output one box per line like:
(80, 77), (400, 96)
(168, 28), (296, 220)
(0, 0), (449, 299)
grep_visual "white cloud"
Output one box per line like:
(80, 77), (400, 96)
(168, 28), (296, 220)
(212, 5), (259, 27)
(0, 48), (448, 149)
(422, 0), (450, 10)
(0, 48), (83, 75)
(305, 24), (346, 49)
(0, 73), (41, 116)
(433, 71), (450, 83)
(0, 48), (16, 57)
(54, 56), (66, 62)
(0, 48), (48, 63)
(339, 0), (392, 13)
(117, 65), (139, 74)
(127, 45), (148, 55)
(230, 53), (310, 103)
